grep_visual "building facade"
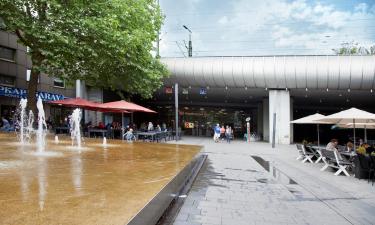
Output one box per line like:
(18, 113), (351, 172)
(156, 56), (375, 144)
(0, 30), (76, 124)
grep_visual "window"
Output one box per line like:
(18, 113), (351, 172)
(0, 75), (15, 87)
(0, 46), (15, 62)
(53, 77), (65, 88)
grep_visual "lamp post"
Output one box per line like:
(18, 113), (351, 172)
(183, 25), (192, 57)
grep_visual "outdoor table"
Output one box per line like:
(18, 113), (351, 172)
(136, 131), (170, 142)
(136, 131), (158, 142)
(340, 151), (357, 157)
(88, 129), (107, 138)
(55, 127), (70, 135)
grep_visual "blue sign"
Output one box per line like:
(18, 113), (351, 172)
(199, 88), (207, 95)
(0, 85), (66, 101)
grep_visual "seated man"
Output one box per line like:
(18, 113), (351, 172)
(326, 139), (342, 160)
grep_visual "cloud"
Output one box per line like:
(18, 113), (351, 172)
(159, 0), (375, 56)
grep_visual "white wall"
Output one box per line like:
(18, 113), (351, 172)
(268, 90), (291, 144)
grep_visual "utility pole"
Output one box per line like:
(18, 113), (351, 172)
(156, 0), (160, 57)
(175, 83), (179, 141)
(183, 25), (192, 57)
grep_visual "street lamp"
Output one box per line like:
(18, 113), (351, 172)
(183, 25), (192, 57)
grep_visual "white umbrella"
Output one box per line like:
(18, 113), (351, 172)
(336, 122), (375, 143)
(291, 113), (333, 147)
(316, 108), (375, 148)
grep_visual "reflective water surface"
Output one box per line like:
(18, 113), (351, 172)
(0, 133), (201, 225)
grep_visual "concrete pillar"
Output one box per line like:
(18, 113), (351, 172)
(290, 98), (294, 143)
(268, 90), (291, 145)
(257, 103), (263, 138)
(262, 99), (269, 141)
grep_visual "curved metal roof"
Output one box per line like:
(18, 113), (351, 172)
(161, 55), (375, 90)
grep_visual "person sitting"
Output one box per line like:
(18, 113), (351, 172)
(345, 142), (354, 152)
(326, 139), (338, 151)
(326, 139), (342, 160)
(147, 122), (154, 131)
(156, 124), (161, 132)
(98, 122), (105, 129)
(363, 143), (375, 154)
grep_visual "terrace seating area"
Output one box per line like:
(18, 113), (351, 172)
(295, 144), (375, 185)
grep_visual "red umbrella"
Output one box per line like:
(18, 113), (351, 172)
(99, 100), (156, 113)
(49, 98), (129, 113)
(99, 100), (156, 140)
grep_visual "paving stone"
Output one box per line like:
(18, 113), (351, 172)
(171, 138), (375, 225)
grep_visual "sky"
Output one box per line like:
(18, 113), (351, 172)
(158, 0), (375, 57)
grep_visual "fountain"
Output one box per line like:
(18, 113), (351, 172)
(26, 110), (34, 143)
(36, 97), (47, 153)
(19, 99), (28, 144)
(70, 108), (82, 149)
(103, 137), (107, 147)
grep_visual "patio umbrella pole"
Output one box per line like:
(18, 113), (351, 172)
(364, 125), (367, 143)
(122, 112), (124, 140)
(353, 118), (356, 150)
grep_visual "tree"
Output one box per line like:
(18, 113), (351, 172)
(332, 41), (375, 55)
(0, 0), (168, 113)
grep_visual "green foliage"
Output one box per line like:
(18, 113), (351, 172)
(0, 0), (168, 98)
(332, 41), (375, 56)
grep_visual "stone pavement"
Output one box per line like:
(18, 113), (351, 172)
(169, 137), (375, 225)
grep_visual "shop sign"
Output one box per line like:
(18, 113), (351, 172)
(199, 88), (207, 95)
(184, 122), (194, 129)
(0, 85), (66, 101)
(182, 88), (189, 95)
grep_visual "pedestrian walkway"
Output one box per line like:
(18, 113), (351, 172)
(169, 137), (375, 225)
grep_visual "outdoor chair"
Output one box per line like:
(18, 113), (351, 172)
(296, 144), (304, 160)
(305, 146), (320, 160)
(368, 156), (375, 185)
(355, 154), (374, 183)
(311, 146), (324, 163)
(370, 156), (375, 185)
(301, 145), (314, 163)
(320, 149), (351, 176)
(333, 150), (352, 176)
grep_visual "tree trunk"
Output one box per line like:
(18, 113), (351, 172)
(27, 51), (43, 115)
(27, 68), (39, 115)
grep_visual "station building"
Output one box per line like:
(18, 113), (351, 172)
(151, 56), (375, 144)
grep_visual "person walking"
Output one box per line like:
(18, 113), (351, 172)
(213, 124), (220, 143)
(225, 126), (232, 143)
(220, 126), (226, 141)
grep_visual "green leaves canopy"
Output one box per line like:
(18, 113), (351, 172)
(0, 0), (168, 98)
